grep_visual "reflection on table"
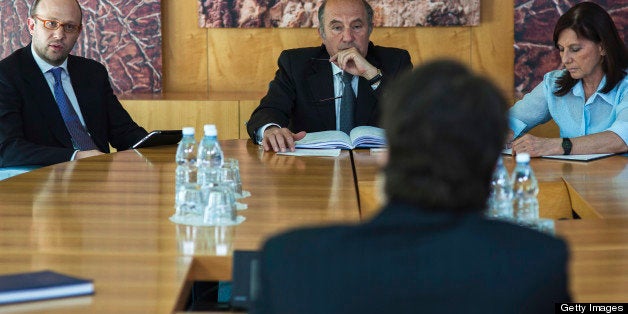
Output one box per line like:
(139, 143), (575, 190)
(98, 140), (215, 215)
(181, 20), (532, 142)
(1, 141), (627, 313)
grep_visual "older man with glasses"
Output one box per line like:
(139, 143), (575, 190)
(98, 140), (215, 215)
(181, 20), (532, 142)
(0, 0), (148, 167)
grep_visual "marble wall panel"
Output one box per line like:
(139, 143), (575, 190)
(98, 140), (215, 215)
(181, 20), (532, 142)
(514, 0), (626, 99)
(198, 0), (480, 28)
(0, 0), (162, 94)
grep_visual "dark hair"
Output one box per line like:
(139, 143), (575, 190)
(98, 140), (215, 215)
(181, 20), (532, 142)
(318, 0), (374, 37)
(552, 1), (627, 96)
(381, 59), (508, 212)
(30, 0), (83, 20)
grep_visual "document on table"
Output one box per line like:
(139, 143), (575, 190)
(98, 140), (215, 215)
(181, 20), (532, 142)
(276, 149), (341, 157)
(502, 148), (613, 161)
(541, 153), (614, 161)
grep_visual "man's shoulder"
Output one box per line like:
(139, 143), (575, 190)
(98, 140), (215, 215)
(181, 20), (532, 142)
(369, 44), (410, 58)
(0, 46), (29, 70)
(67, 54), (106, 69)
(66, 55), (109, 78)
(279, 46), (326, 59)
(262, 224), (354, 255)
(478, 217), (568, 255)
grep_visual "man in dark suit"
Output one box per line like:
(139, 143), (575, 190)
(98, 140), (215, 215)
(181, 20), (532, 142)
(246, 0), (412, 152)
(0, 0), (147, 167)
(252, 60), (571, 314)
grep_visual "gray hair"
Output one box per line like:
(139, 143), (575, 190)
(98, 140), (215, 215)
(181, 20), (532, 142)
(318, 0), (374, 38)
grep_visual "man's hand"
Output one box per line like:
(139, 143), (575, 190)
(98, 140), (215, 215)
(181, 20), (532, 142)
(330, 47), (379, 80)
(75, 150), (104, 160)
(262, 127), (306, 152)
(512, 134), (562, 157)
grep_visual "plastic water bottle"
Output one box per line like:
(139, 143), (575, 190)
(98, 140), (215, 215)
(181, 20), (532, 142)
(511, 153), (539, 222)
(487, 156), (513, 220)
(197, 124), (224, 187)
(175, 127), (198, 188)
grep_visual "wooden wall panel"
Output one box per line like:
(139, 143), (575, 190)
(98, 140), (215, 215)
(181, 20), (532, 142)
(471, 0), (514, 99)
(206, 28), (321, 93)
(120, 99), (240, 140)
(162, 0), (516, 101)
(372, 27), (471, 66)
(239, 100), (261, 139)
(161, 0), (208, 93)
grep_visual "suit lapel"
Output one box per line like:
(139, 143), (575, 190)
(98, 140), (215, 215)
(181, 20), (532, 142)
(67, 57), (106, 151)
(19, 46), (73, 148)
(306, 47), (336, 131)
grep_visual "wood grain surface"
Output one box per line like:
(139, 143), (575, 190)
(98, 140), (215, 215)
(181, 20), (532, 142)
(1, 141), (626, 313)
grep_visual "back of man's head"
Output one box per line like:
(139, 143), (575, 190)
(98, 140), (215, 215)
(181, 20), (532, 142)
(382, 59), (508, 212)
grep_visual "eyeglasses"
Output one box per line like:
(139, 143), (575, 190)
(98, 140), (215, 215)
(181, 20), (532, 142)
(315, 79), (348, 103)
(33, 15), (82, 33)
(310, 58), (354, 103)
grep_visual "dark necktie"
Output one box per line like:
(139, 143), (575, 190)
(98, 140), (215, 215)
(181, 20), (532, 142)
(49, 67), (97, 150)
(339, 72), (355, 134)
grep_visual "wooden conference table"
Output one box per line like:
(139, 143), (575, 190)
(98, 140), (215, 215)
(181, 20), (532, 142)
(0, 140), (627, 313)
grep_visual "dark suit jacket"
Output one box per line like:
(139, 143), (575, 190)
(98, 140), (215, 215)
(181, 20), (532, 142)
(0, 45), (148, 167)
(253, 202), (571, 314)
(246, 43), (412, 140)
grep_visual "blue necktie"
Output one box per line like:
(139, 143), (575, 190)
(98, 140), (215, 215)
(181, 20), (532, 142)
(49, 67), (97, 150)
(340, 72), (355, 134)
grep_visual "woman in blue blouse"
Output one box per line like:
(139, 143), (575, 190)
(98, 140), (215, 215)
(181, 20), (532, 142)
(508, 2), (628, 157)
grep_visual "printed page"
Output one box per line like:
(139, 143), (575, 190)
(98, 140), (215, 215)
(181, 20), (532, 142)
(350, 126), (386, 148)
(503, 148), (613, 162)
(277, 149), (341, 157)
(541, 153), (614, 161)
(295, 131), (352, 149)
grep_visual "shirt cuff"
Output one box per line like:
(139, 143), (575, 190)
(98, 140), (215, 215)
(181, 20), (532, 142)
(256, 123), (281, 144)
(509, 117), (527, 139)
(70, 150), (79, 161)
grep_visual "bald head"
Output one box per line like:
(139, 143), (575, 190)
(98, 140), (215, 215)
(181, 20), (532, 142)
(30, 0), (82, 20)
(318, 0), (373, 37)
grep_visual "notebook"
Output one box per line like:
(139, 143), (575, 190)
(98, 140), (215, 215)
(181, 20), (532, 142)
(0, 270), (94, 305)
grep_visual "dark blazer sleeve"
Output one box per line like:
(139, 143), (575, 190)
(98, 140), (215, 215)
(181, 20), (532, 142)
(0, 47), (147, 167)
(68, 56), (148, 152)
(0, 48), (76, 167)
(246, 50), (300, 140)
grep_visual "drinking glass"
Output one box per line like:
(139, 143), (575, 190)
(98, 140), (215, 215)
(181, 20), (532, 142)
(175, 183), (204, 219)
(222, 158), (243, 196)
(203, 184), (237, 225)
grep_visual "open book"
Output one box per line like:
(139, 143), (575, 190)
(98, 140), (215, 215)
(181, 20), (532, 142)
(295, 126), (386, 150)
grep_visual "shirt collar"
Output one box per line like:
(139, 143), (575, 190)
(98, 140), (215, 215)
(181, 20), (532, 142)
(331, 62), (342, 76)
(31, 45), (69, 75)
(571, 75), (612, 103)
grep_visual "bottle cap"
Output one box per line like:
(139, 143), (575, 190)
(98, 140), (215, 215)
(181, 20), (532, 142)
(515, 153), (530, 163)
(182, 127), (195, 135)
(204, 124), (218, 136)
(496, 155), (504, 165)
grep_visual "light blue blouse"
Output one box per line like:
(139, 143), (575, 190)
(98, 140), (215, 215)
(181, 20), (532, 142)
(509, 69), (628, 144)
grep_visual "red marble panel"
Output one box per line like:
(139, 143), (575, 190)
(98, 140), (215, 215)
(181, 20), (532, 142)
(0, 0), (162, 95)
(514, 0), (626, 99)
(198, 0), (480, 28)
